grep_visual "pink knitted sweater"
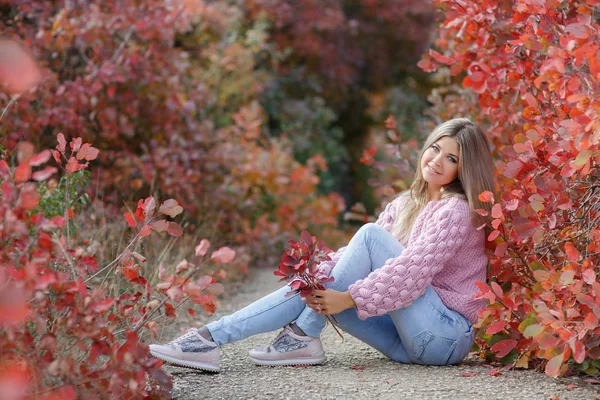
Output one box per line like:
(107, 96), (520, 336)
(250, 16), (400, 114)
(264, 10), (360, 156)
(317, 194), (488, 323)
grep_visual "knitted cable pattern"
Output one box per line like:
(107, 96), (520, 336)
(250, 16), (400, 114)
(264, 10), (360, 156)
(348, 197), (487, 322)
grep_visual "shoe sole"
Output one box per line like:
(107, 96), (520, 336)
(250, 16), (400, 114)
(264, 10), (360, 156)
(250, 356), (326, 366)
(150, 350), (220, 372)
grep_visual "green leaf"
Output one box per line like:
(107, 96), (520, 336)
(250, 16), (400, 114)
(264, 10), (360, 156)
(523, 324), (544, 338)
(574, 150), (591, 167)
(528, 261), (545, 271)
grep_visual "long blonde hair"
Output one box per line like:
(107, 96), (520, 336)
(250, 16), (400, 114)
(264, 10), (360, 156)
(390, 118), (496, 243)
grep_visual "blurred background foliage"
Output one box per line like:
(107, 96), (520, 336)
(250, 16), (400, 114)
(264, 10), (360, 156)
(0, 0), (438, 267)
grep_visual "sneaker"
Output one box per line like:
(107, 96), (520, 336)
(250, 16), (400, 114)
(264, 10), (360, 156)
(149, 328), (220, 372)
(249, 324), (326, 366)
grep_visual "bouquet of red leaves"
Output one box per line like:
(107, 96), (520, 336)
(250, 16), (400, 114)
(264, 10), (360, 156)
(274, 231), (344, 339)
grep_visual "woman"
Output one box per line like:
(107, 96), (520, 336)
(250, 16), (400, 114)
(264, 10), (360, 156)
(149, 118), (495, 372)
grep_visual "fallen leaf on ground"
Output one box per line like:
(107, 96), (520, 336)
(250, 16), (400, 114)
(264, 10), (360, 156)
(462, 371), (479, 377)
(351, 365), (365, 370)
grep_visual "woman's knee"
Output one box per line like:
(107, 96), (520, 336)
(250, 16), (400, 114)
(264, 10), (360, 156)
(356, 222), (386, 239)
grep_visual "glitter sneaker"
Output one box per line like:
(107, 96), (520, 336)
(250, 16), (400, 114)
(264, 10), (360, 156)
(149, 328), (220, 372)
(249, 324), (326, 366)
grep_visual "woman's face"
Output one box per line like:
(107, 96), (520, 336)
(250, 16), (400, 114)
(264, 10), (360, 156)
(421, 136), (460, 190)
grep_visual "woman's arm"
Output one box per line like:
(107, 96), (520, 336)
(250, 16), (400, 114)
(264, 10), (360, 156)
(348, 199), (471, 320)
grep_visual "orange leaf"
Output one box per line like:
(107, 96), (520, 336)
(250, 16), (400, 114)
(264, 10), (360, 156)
(478, 191), (495, 203)
(564, 242), (580, 262)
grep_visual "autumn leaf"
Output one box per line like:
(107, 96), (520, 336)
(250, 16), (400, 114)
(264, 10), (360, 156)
(167, 222), (183, 237)
(195, 239), (211, 257)
(159, 199), (183, 218)
(564, 242), (580, 262)
(124, 212), (136, 228)
(29, 150), (51, 167)
(151, 220), (169, 232)
(56, 133), (67, 153)
(32, 166), (58, 181)
(478, 191), (494, 203)
(490, 339), (517, 358)
(139, 225), (152, 237)
(14, 163), (31, 182)
(211, 247), (236, 263)
(545, 351), (565, 378)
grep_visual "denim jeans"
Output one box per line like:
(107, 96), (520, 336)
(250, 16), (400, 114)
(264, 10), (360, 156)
(206, 223), (475, 365)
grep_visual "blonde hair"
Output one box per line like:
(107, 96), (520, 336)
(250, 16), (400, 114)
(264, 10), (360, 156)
(390, 118), (496, 242)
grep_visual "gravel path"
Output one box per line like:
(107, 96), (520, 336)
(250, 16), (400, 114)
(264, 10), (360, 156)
(155, 268), (600, 400)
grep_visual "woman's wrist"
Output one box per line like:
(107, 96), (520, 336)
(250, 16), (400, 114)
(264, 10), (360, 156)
(344, 291), (356, 310)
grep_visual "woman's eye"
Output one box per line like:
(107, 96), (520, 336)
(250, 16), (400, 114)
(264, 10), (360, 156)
(448, 157), (457, 164)
(432, 145), (439, 152)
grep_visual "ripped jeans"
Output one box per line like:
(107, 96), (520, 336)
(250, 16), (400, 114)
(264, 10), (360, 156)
(206, 223), (475, 365)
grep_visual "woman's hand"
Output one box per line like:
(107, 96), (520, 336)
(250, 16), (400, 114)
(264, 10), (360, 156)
(302, 289), (356, 315)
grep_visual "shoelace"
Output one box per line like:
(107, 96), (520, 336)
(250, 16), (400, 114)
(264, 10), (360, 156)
(270, 325), (292, 345)
(171, 328), (200, 344)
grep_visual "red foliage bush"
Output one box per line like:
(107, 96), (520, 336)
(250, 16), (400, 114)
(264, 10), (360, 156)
(0, 1), (345, 266)
(0, 133), (232, 398)
(412, 0), (600, 377)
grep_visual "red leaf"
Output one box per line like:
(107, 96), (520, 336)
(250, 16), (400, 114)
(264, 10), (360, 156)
(461, 371), (479, 377)
(139, 225), (152, 237)
(70, 137), (82, 152)
(32, 166), (58, 181)
(490, 339), (517, 358)
(167, 222), (183, 237)
(56, 133), (66, 153)
(150, 368), (173, 390)
(164, 302), (176, 318)
(65, 157), (87, 174)
(487, 369), (502, 376)
(566, 23), (591, 39)
(151, 219), (169, 232)
(14, 163), (31, 182)
(486, 321), (505, 335)
(29, 150), (51, 166)
(487, 230), (500, 242)
(582, 269), (596, 285)
(491, 204), (503, 219)
(350, 365), (365, 370)
(91, 298), (114, 313)
(124, 212), (136, 228)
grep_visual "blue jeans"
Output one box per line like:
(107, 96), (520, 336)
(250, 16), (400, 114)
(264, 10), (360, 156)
(206, 223), (475, 365)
